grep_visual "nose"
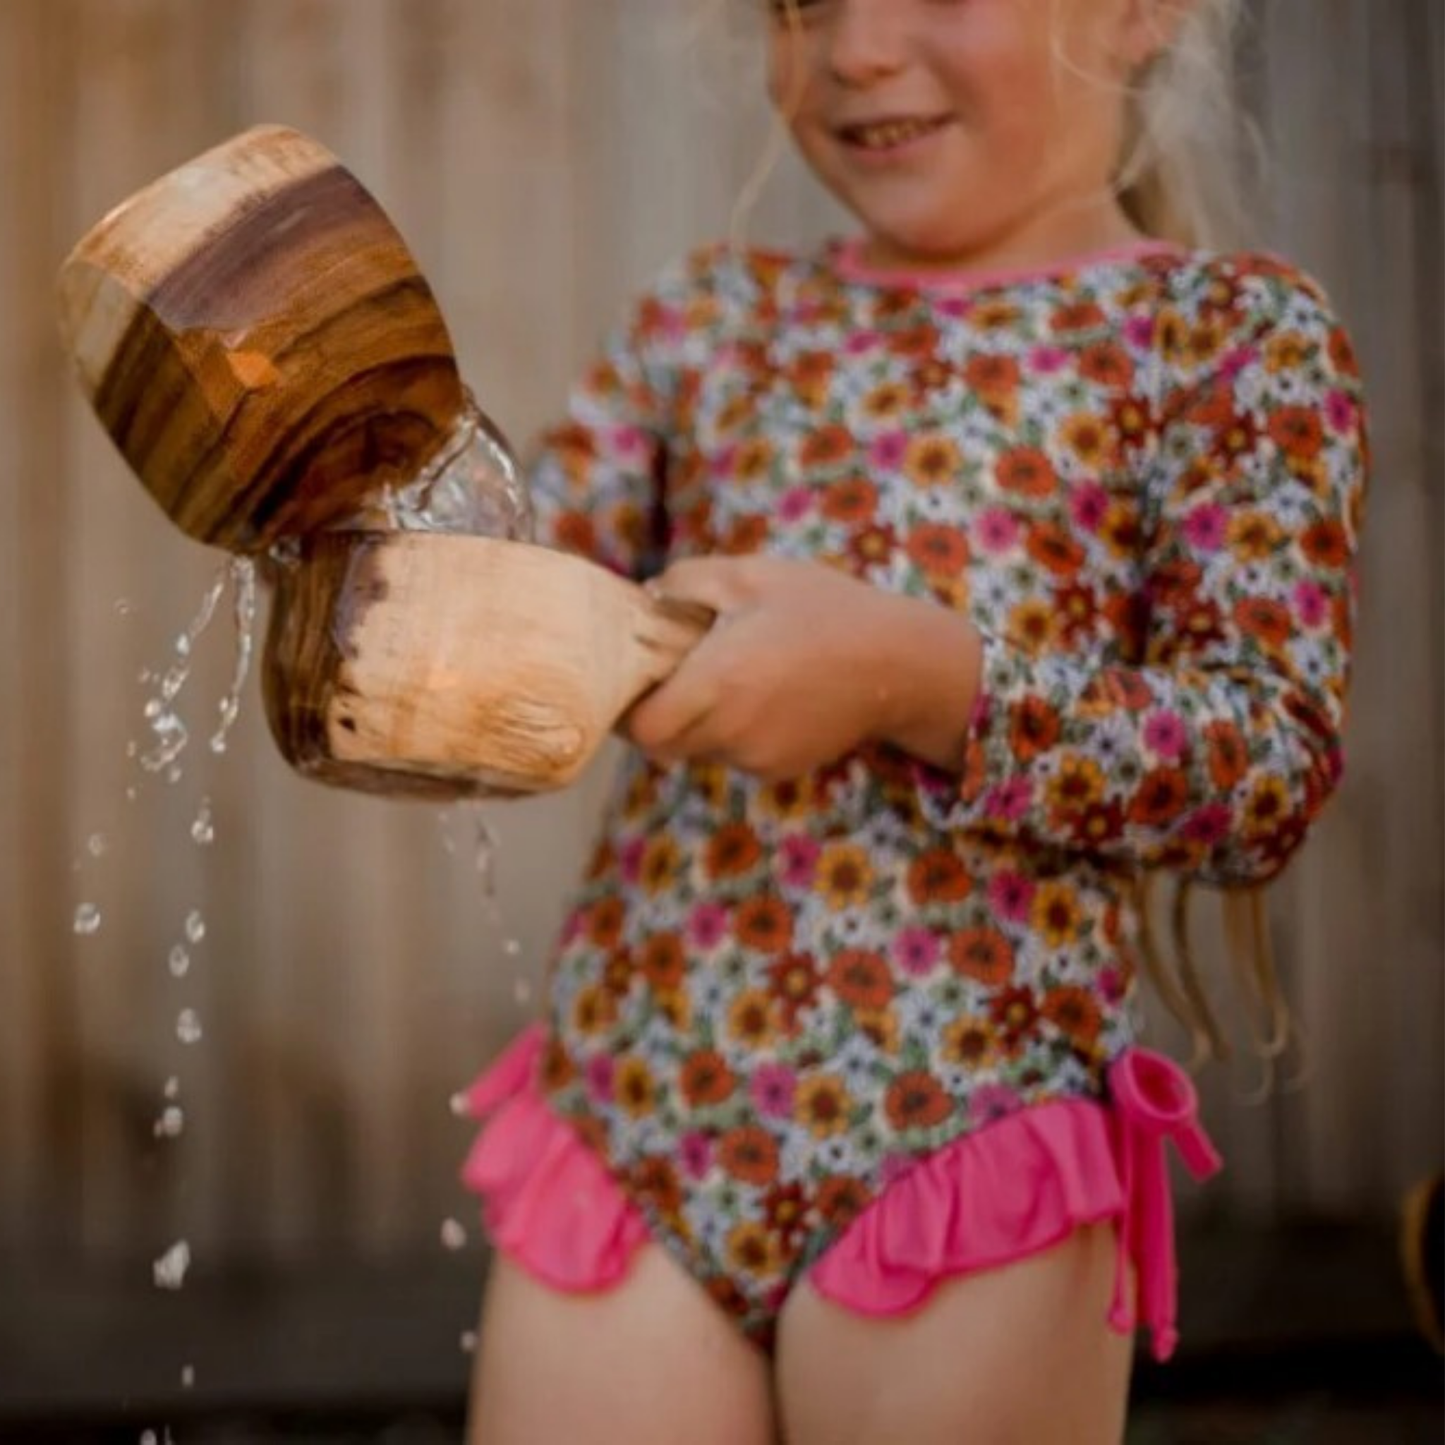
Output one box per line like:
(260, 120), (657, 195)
(824, 0), (908, 88)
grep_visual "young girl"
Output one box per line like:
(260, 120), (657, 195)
(460, 1), (1368, 1440)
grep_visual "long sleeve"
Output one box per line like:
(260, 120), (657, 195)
(914, 260), (1369, 887)
(526, 252), (715, 581)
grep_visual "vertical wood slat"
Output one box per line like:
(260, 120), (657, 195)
(0, 0), (1440, 1275)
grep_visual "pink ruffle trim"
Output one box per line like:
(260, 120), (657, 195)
(460, 1026), (1221, 1361)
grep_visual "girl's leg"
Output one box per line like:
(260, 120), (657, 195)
(467, 1246), (775, 1445)
(775, 1222), (1133, 1445)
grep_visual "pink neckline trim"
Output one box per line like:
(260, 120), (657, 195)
(832, 236), (1186, 293)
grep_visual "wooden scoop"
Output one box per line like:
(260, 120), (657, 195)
(264, 532), (713, 799)
(56, 124), (467, 553)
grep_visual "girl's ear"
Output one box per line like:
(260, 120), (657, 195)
(1119, 0), (1200, 69)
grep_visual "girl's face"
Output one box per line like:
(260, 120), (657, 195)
(767, 0), (1174, 270)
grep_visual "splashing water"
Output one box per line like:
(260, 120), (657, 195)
(440, 1218), (468, 1251)
(180, 1364), (195, 1389)
(73, 903), (102, 936)
(153, 1106), (184, 1139)
(210, 557), (257, 754)
(184, 910), (206, 944)
(86, 833), (108, 858)
(138, 566), (229, 777)
(460, 1330), (478, 1354)
(167, 946), (190, 979)
(190, 798), (215, 846)
(153, 1240), (190, 1290)
(176, 1009), (203, 1045)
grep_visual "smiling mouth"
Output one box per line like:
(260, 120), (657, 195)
(837, 116), (951, 151)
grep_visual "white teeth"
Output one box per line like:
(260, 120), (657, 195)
(850, 119), (941, 150)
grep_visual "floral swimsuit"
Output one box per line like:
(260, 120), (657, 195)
(462, 239), (1367, 1355)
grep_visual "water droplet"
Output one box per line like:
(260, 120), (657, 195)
(190, 800), (215, 846)
(180, 1364), (195, 1389)
(87, 833), (108, 858)
(503, 938), (522, 958)
(512, 978), (532, 1006)
(166, 766), (182, 785)
(153, 1106), (184, 1139)
(126, 739), (139, 759)
(460, 1330), (478, 1354)
(184, 910), (206, 944)
(144, 699), (162, 720)
(141, 1432), (158, 1445)
(168, 946), (190, 979)
(440, 1218), (468, 1251)
(176, 1009), (202, 1045)
(449, 1092), (470, 1118)
(164, 1075), (180, 1099)
(125, 787), (138, 803)
(114, 598), (132, 617)
(153, 1240), (190, 1290)
(73, 904), (102, 936)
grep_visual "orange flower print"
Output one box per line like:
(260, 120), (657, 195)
(707, 822), (763, 880)
(817, 843), (874, 910)
(821, 476), (879, 525)
(718, 1126), (780, 1186)
(795, 1075), (854, 1139)
(906, 523), (971, 578)
(722, 513), (769, 555)
(552, 510), (598, 559)
(996, 446), (1057, 498)
(1301, 519), (1350, 569)
(1234, 597), (1293, 653)
(763, 1183), (809, 1250)
(1041, 985), (1103, 1049)
(949, 926), (1015, 987)
(640, 932), (686, 992)
(1227, 511), (1286, 561)
(757, 776), (816, 819)
(1079, 341), (1134, 388)
(1044, 754), (1106, 817)
(633, 1156), (684, 1219)
(586, 896), (625, 948)
(1128, 768), (1190, 828)
(734, 437), (775, 482)
(942, 1015), (999, 1068)
(572, 984), (617, 1035)
(727, 989), (778, 1047)
(1007, 597), (1058, 651)
(640, 836), (680, 894)
(1009, 695), (1062, 762)
(788, 352), (836, 409)
(964, 352), (1021, 395)
(1264, 330), (1311, 373)
(1205, 720), (1249, 790)
(727, 1221), (782, 1278)
(1060, 411), (1116, 468)
(735, 894), (794, 954)
(680, 1048), (737, 1107)
(1056, 583), (1099, 641)
(828, 949), (894, 1013)
(885, 1070), (954, 1131)
(1026, 522), (1086, 577)
(906, 847), (973, 905)
(767, 952), (821, 1028)
(1051, 300), (1107, 333)
(990, 986), (1039, 1051)
(801, 424), (856, 470)
(816, 1175), (870, 1226)
(615, 1058), (656, 1117)
(1243, 776), (1291, 838)
(1268, 406), (1325, 476)
(904, 434), (963, 489)
(1031, 882), (1083, 948)
(863, 381), (910, 420)
(857, 1008), (901, 1054)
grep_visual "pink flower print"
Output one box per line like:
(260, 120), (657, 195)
(1068, 483), (1110, 533)
(1028, 345), (1070, 374)
(779, 834), (821, 889)
(1098, 967), (1126, 1006)
(779, 486), (815, 522)
(585, 1054), (615, 1106)
(1219, 345), (1257, 382)
(983, 777), (1033, 822)
(1181, 803), (1233, 847)
(750, 1064), (798, 1119)
(606, 425), (650, 462)
(1324, 389), (1358, 434)
(936, 295), (972, 321)
(679, 1131), (713, 1180)
(1142, 710), (1189, 760)
(846, 329), (883, 356)
(971, 1083), (1022, 1123)
(892, 927), (941, 978)
(619, 837), (646, 884)
(869, 431), (909, 472)
(1294, 580), (1330, 629)
(688, 901), (731, 950)
(1182, 504), (1228, 553)
(974, 507), (1020, 555)
(988, 870), (1037, 924)
(1123, 315), (1155, 351)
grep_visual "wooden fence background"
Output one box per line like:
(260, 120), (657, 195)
(0, 0), (1439, 1288)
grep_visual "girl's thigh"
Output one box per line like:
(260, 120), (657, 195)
(775, 1221), (1133, 1445)
(467, 1246), (775, 1445)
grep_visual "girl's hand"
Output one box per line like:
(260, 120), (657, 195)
(624, 555), (982, 780)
